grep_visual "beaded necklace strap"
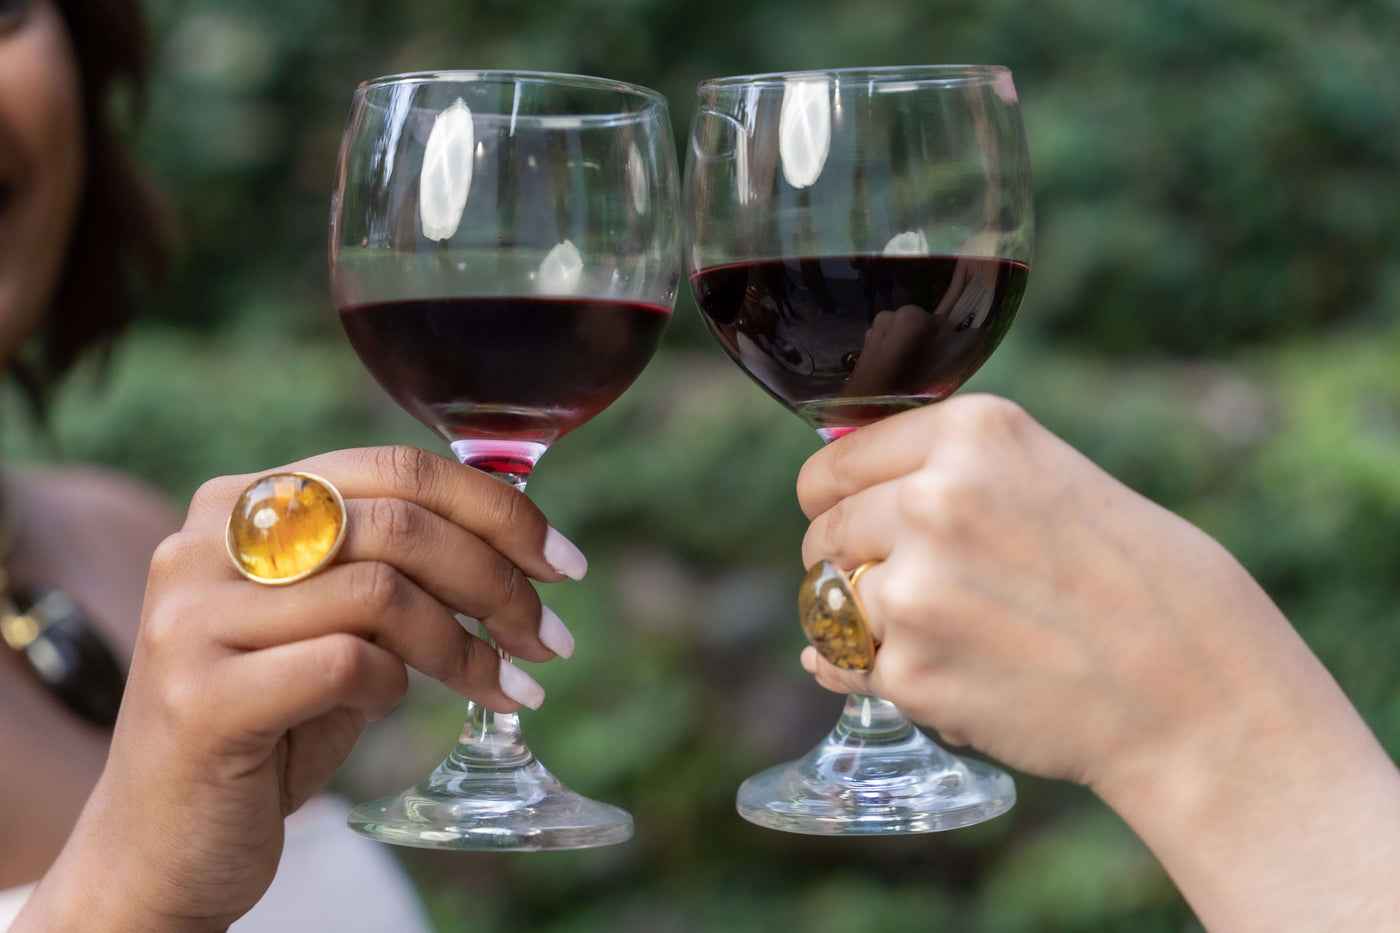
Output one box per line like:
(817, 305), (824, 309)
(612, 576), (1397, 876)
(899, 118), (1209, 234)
(0, 489), (126, 729)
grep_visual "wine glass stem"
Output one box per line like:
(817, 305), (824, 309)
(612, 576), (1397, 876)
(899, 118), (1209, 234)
(450, 702), (532, 771)
(812, 430), (921, 740)
(450, 439), (546, 492)
(833, 694), (917, 745)
(445, 465), (540, 768)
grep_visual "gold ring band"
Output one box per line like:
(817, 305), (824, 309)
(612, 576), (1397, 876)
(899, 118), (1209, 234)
(226, 472), (348, 585)
(798, 559), (881, 672)
(847, 560), (878, 589)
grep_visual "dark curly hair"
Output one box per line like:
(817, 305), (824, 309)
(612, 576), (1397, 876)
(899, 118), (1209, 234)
(18, 0), (169, 403)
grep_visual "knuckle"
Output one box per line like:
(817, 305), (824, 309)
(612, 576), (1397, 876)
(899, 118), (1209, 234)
(138, 588), (204, 657)
(864, 568), (928, 627)
(875, 647), (920, 691)
(955, 394), (1030, 441)
(490, 558), (527, 608)
(898, 469), (979, 532)
(814, 666), (851, 695)
(317, 635), (368, 691)
(822, 437), (863, 498)
(148, 531), (206, 582)
(158, 674), (208, 732)
(378, 445), (439, 497)
(795, 456), (827, 516)
(871, 652), (928, 712)
(188, 474), (249, 520)
(805, 501), (849, 562)
(800, 526), (823, 569)
(467, 479), (533, 544)
(365, 497), (423, 550)
(937, 728), (970, 748)
(347, 561), (410, 614)
(845, 670), (877, 696)
(439, 629), (479, 690)
(486, 484), (526, 533)
(453, 629), (482, 684)
(139, 605), (180, 656)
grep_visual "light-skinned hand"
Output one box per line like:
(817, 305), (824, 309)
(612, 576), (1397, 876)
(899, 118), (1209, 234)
(796, 395), (1400, 933)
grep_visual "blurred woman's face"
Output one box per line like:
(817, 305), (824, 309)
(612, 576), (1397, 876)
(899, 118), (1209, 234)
(0, 0), (84, 365)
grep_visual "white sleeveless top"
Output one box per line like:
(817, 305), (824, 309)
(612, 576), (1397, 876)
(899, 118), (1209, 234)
(0, 795), (430, 932)
(0, 886), (34, 929)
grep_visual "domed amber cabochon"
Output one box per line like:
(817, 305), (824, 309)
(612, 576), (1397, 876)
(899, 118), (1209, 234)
(226, 472), (348, 584)
(798, 560), (877, 672)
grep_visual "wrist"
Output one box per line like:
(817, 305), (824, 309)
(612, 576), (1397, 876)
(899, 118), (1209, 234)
(17, 781), (228, 933)
(1089, 665), (1400, 931)
(1088, 716), (1240, 856)
(1086, 593), (1347, 833)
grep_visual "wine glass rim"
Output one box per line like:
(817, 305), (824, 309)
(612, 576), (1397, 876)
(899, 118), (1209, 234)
(697, 64), (1010, 91)
(356, 69), (668, 113)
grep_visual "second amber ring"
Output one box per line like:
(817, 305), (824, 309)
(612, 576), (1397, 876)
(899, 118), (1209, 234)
(798, 560), (880, 672)
(226, 472), (348, 585)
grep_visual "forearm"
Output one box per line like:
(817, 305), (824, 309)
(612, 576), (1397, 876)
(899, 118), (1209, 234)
(13, 785), (230, 933)
(1099, 681), (1400, 932)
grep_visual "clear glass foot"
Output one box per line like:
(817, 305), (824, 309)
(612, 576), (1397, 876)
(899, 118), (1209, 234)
(348, 703), (632, 851)
(736, 695), (1015, 835)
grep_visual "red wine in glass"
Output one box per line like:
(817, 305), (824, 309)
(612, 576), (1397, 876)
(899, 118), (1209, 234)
(690, 254), (1027, 438)
(339, 296), (670, 477)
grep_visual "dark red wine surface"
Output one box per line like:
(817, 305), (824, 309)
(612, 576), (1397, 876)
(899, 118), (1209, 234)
(690, 254), (1028, 429)
(339, 296), (669, 445)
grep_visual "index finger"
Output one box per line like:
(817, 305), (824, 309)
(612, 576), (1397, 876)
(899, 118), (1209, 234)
(185, 446), (584, 584)
(796, 394), (1032, 519)
(797, 407), (939, 520)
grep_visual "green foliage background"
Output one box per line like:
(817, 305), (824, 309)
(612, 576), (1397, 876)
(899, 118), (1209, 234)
(7, 0), (1400, 929)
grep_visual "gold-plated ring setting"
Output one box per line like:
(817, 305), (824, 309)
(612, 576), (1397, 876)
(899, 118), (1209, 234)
(798, 559), (879, 672)
(226, 472), (348, 585)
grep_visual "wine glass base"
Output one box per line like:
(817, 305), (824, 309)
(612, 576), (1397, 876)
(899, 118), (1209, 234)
(736, 719), (1015, 835)
(348, 755), (633, 851)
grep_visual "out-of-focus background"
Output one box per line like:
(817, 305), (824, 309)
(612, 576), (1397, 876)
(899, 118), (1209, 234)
(7, 0), (1400, 929)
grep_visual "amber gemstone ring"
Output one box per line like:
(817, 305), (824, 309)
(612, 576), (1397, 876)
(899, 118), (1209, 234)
(226, 472), (349, 585)
(798, 560), (880, 672)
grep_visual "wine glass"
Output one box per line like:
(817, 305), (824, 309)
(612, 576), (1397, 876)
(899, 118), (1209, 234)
(330, 71), (679, 850)
(685, 66), (1032, 834)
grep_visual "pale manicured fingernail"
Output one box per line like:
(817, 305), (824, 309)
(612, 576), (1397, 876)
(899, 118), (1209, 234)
(543, 526), (588, 580)
(498, 659), (546, 710)
(538, 606), (575, 659)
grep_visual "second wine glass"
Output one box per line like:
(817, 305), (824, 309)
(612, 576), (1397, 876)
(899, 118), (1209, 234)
(685, 65), (1033, 834)
(330, 70), (680, 850)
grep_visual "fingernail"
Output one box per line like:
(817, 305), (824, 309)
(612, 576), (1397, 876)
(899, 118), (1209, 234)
(543, 526), (588, 580)
(538, 605), (575, 659)
(498, 659), (546, 710)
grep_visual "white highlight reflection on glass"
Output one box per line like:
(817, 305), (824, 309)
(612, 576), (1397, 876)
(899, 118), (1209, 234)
(993, 70), (1019, 104)
(883, 230), (929, 255)
(537, 240), (583, 293)
(627, 141), (648, 214)
(779, 78), (831, 189)
(419, 99), (475, 242)
(737, 85), (762, 205)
